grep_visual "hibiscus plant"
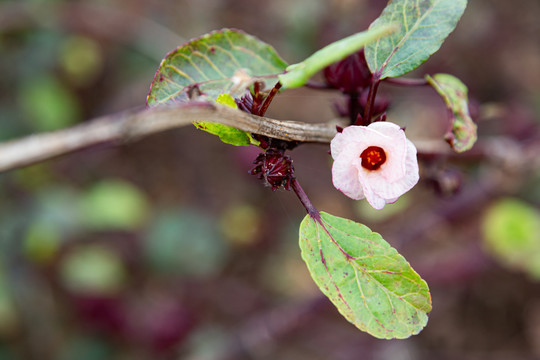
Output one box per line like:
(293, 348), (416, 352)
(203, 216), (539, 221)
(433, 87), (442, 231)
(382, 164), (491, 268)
(147, 0), (473, 339)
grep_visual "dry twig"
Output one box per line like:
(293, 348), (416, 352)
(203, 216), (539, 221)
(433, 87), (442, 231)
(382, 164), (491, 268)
(0, 103), (341, 173)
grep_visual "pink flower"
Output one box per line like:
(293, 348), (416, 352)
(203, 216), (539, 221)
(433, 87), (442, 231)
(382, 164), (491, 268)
(331, 122), (419, 210)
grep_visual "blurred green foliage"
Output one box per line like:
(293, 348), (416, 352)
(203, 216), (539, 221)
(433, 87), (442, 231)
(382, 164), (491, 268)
(59, 244), (127, 295)
(482, 198), (540, 279)
(0, 269), (19, 339)
(219, 203), (260, 246)
(23, 221), (61, 264)
(60, 35), (103, 87)
(59, 336), (113, 360)
(18, 74), (80, 131)
(144, 209), (227, 277)
(79, 180), (149, 231)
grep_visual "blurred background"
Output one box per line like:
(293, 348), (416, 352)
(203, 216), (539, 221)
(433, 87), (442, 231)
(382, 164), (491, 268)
(1, 0), (540, 359)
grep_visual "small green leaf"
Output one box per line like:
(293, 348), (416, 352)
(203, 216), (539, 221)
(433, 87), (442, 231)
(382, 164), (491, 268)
(426, 73), (477, 152)
(365, 0), (467, 79)
(193, 94), (259, 146)
(482, 198), (540, 280)
(278, 25), (397, 89)
(215, 93), (237, 108)
(299, 212), (431, 339)
(147, 29), (288, 106)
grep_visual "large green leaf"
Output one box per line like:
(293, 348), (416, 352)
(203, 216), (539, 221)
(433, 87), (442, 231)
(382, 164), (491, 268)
(426, 73), (477, 152)
(299, 212), (431, 339)
(278, 24), (396, 89)
(365, 0), (467, 79)
(147, 28), (288, 106)
(147, 29), (285, 146)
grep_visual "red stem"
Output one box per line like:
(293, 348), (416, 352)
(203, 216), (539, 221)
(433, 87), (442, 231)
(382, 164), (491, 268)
(251, 82), (262, 114)
(348, 91), (360, 125)
(291, 178), (320, 219)
(258, 81), (282, 116)
(363, 73), (381, 123)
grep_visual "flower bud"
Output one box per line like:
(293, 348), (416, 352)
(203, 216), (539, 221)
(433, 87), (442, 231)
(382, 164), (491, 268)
(323, 50), (372, 93)
(249, 149), (294, 191)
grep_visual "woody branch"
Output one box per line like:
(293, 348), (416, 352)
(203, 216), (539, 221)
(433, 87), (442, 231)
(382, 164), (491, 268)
(0, 103), (345, 173)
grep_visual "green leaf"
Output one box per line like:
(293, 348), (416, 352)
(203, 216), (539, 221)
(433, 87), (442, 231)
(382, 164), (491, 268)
(426, 73), (477, 152)
(482, 198), (540, 280)
(278, 25), (397, 89)
(147, 28), (288, 106)
(299, 212), (431, 339)
(365, 0), (467, 79)
(193, 94), (259, 146)
(215, 93), (237, 108)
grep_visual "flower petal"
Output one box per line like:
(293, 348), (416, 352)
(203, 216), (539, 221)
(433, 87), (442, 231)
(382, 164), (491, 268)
(367, 139), (419, 200)
(366, 121), (402, 136)
(361, 183), (387, 210)
(332, 148), (364, 200)
(331, 126), (370, 159)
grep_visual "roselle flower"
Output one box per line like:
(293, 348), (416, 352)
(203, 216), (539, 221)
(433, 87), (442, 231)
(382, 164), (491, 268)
(330, 122), (419, 210)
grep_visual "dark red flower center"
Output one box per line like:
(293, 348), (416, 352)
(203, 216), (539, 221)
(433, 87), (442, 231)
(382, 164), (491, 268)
(360, 146), (386, 170)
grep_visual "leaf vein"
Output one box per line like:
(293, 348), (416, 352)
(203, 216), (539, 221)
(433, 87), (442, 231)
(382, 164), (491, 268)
(354, 266), (388, 331)
(350, 261), (425, 312)
(379, 0), (449, 74)
(164, 64), (196, 83)
(171, 53), (210, 81)
(315, 221), (354, 314)
(191, 51), (228, 78)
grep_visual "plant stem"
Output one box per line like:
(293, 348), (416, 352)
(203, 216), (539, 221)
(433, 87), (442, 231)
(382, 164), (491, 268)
(291, 178), (320, 219)
(363, 73), (381, 123)
(291, 178), (355, 260)
(251, 82), (261, 115)
(384, 77), (429, 86)
(258, 81), (282, 116)
(348, 91), (360, 126)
